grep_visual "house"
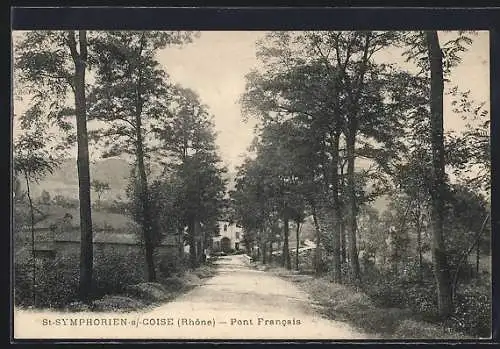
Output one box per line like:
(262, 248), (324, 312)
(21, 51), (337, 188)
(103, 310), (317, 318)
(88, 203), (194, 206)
(19, 205), (180, 260)
(211, 221), (243, 253)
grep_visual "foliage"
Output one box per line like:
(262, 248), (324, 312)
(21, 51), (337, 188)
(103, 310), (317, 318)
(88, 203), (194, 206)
(153, 86), (228, 265)
(14, 256), (79, 308)
(158, 253), (190, 278)
(87, 32), (195, 158)
(92, 295), (147, 312)
(86, 31), (198, 281)
(443, 184), (490, 275)
(447, 283), (491, 337)
(124, 282), (172, 303)
(39, 190), (51, 205)
(91, 179), (111, 204)
(445, 87), (490, 192)
(93, 252), (146, 298)
(52, 195), (79, 209)
(13, 106), (63, 184)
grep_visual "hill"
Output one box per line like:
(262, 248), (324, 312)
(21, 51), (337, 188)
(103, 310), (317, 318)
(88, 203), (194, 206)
(19, 157), (133, 200)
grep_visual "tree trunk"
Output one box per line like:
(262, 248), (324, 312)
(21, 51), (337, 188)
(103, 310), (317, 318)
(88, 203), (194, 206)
(24, 174), (36, 306)
(68, 30), (94, 303)
(262, 239), (267, 265)
(339, 156), (347, 266)
(346, 120), (361, 283)
(188, 220), (198, 269)
(283, 216), (291, 270)
(178, 228), (184, 257)
(331, 132), (342, 282)
(416, 214), (423, 282)
(426, 30), (452, 318)
(295, 221), (300, 271)
(476, 234), (480, 276)
(311, 203), (322, 275)
(340, 220), (347, 265)
(130, 50), (158, 281)
(135, 97), (157, 282)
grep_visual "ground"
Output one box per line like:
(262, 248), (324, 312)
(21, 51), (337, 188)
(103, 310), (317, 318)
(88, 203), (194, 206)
(14, 255), (368, 340)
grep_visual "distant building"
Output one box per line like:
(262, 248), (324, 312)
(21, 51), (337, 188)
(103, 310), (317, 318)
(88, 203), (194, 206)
(19, 205), (180, 260)
(211, 221), (243, 253)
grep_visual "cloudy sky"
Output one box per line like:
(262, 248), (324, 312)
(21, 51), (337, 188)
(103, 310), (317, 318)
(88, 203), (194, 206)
(13, 31), (489, 172)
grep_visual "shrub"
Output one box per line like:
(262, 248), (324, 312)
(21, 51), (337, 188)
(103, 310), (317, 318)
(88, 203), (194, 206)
(352, 307), (411, 336)
(363, 260), (490, 338)
(193, 265), (216, 279)
(93, 295), (147, 312)
(158, 252), (189, 277)
(14, 256), (79, 308)
(161, 276), (189, 291)
(395, 319), (462, 339)
(93, 252), (145, 298)
(124, 282), (170, 303)
(447, 284), (491, 338)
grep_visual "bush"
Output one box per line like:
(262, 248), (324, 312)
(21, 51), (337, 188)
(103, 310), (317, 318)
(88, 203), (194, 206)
(447, 284), (491, 338)
(93, 295), (147, 312)
(93, 253), (145, 298)
(14, 256), (79, 308)
(192, 264), (216, 279)
(363, 259), (490, 337)
(353, 307), (411, 336)
(364, 270), (438, 320)
(124, 282), (170, 302)
(162, 276), (186, 292)
(395, 319), (462, 339)
(158, 252), (189, 278)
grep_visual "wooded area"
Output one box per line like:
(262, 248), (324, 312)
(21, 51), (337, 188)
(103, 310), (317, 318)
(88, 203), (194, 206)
(230, 31), (490, 336)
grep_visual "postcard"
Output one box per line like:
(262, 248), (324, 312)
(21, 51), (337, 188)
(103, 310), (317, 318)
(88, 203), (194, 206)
(12, 28), (491, 341)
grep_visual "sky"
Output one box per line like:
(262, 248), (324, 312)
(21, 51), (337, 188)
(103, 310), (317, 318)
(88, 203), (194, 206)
(13, 31), (490, 173)
(156, 31), (489, 172)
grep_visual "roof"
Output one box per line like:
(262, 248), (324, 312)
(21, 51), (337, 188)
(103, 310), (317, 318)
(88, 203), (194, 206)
(33, 205), (139, 231)
(55, 232), (140, 244)
(48, 232), (178, 246)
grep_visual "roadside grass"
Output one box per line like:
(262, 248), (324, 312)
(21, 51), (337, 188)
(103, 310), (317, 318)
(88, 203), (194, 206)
(15, 259), (219, 313)
(264, 264), (466, 339)
(87, 262), (219, 312)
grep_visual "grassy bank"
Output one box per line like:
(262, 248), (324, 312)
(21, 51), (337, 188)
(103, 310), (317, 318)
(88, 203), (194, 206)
(15, 258), (218, 313)
(256, 263), (468, 339)
(89, 263), (219, 312)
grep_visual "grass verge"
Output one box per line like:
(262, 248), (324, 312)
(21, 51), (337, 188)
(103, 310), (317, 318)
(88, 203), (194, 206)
(261, 263), (467, 339)
(64, 262), (219, 313)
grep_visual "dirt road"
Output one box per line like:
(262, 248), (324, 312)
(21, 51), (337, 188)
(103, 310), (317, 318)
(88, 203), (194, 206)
(14, 255), (368, 340)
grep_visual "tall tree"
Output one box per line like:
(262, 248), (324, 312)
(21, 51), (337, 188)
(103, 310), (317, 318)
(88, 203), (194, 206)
(14, 107), (62, 306)
(155, 86), (227, 268)
(88, 31), (196, 280)
(400, 30), (476, 317)
(425, 31), (453, 318)
(243, 31), (409, 282)
(15, 30), (94, 302)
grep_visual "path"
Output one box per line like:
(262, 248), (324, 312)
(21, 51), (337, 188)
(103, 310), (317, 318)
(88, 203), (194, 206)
(14, 255), (368, 340)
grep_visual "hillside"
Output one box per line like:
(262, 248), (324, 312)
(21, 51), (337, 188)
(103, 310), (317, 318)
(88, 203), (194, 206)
(19, 157), (133, 200)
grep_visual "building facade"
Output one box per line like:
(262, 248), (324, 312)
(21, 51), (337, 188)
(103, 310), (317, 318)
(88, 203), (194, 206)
(211, 221), (243, 253)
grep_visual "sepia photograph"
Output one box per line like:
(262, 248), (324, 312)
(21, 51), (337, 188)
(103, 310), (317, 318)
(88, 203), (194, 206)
(12, 29), (491, 340)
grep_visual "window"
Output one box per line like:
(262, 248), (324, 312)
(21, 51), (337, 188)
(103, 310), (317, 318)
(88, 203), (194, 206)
(224, 224), (227, 232)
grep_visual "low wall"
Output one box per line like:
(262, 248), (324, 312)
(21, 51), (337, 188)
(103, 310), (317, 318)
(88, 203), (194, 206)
(53, 241), (178, 267)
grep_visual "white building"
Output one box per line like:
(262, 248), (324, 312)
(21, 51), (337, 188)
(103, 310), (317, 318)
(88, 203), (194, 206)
(211, 221), (242, 253)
